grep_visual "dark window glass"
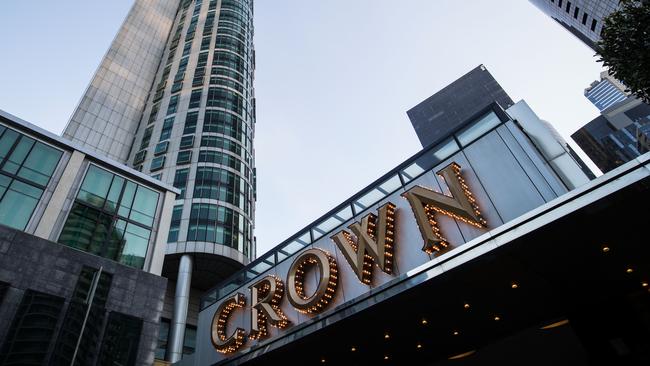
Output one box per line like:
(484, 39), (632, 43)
(203, 110), (244, 141)
(189, 89), (203, 109)
(591, 19), (597, 31)
(133, 150), (147, 165)
(574, 7), (580, 19)
(59, 165), (158, 269)
(197, 52), (209, 68)
(51, 267), (112, 366)
(180, 135), (195, 150)
(582, 13), (588, 25)
(0, 290), (64, 365)
(155, 319), (170, 360)
(183, 325), (197, 355)
(0, 126), (62, 229)
(206, 87), (245, 115)
(182, 40), (192, 56)
(160, 117), (175, 141)
(184, 111), (199, 134)
(154, 141), (169, 156)
(167, 205), (183, 243)
(566, 1), (571, 13)
(177, 150), (192, 165)
(558, 0), (563, 7)
(173, 168), (190, 199)
(140, 126), (154, 150)
(200, 135), (243, 156)
(193, 166), (249, 211)
(167, 95), (180, 115)
(97, 312), (142, 366)
(150, 156), (166, 171)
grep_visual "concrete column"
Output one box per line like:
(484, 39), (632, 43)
(167, 254), (193, 363)
(148, 190), (177, 275)
(34, 150), (85, 240)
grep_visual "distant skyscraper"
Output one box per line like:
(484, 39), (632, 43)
(572, 97), (650, 173)
(528, 0), (621, 50)
(407, 65), (514, 147)
(585, 71), (629, 111)
(62, 0), (256, 363)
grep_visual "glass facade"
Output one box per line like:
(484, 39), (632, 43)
(58, 165), (160, 269)
(155, 319), (197, 361)
(0, 124), (62, 230)
(129, 0), (255, 258)
(0, 290), (65, 365)
(97, 312), (143, 366)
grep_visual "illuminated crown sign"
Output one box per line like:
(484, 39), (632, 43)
(402, 162), (487, 254)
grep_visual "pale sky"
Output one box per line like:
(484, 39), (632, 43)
(0, 0), (604, 256)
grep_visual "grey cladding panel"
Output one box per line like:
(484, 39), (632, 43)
(462, 130), (546, 223)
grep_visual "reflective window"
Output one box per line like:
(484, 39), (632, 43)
(177, 150), (192, 165)
(0, 125), (62, 230)
(173, 168), (190, 199)
(51, 267), (112, 365)
(456, 111), (501, 146)
(184, 111), (199, 134)
(400, 138), (460, 183)
(59, 165), (159, 269)
(186, 203), (247, 249)
(150, 156), (166, 171)
(0, 290), (64, 365)
(98, 312), (143, 366)
(189, 89), (202, 109)
(167, 205), (183, 243)
(154, 141), (169, 156)
(160, 117), (175, 141)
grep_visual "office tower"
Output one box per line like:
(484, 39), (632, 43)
(528, 0), (621, 50)
(62, 0), (256, 362)
(0, 110), (178, 365)
(572, 96), (650, 172)
(584, 70), (629, 111)
(407, 65), (514, 147)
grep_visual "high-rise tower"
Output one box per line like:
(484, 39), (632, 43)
(62, 0), (256, 362)
(528, 0), (621, 50)
(584, 70), (629, 111)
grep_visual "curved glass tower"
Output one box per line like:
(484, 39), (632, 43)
(63, 0), (256, 362)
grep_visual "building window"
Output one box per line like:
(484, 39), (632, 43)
(150, 156), (166, 171)
(179, 135), (195, 150)
(154, 141), (169, 156)
(167, 94), (180, 115)
(182, 40), (193, 56)
(0, 125), (62, 230)
(97, 312), (143, 366)
(558, 0), (562, 7)
(140, 126), (154, 150)
(167, 205), (183, 243)
(154, 319), (195, 360)
(184, 111), (199, 134)
(160, 117), (175, 141)
(582, 13), (589, 25)
(187, 203), (243, 246)
(58, 165), (159, 269)
(152, 173), (162, 181)
(200, 135), (243, 156)
(189, 89), (203, 109)
(193, 166), (247, 208)
(173, 168), (190, 199)
(177, 150), (192, 165)
(574, 7), (580, 19)
(155, 319), (171, 360)
(565, 1), (571, 13)
(591, 19), (597, 31)
(0, 290), (65, 365)
(203, 110), (245, 141)
(133, 149), (147, 165)
(50, 266), (113, 365)
(206, 87), (245, 116)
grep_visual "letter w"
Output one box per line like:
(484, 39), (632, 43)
(331, 202), (396, 285)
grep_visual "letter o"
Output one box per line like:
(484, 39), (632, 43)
(287, 248), (338, 314)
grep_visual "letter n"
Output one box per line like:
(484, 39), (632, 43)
(402, 162), (486, 254)
(331, 202), (396, 285)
